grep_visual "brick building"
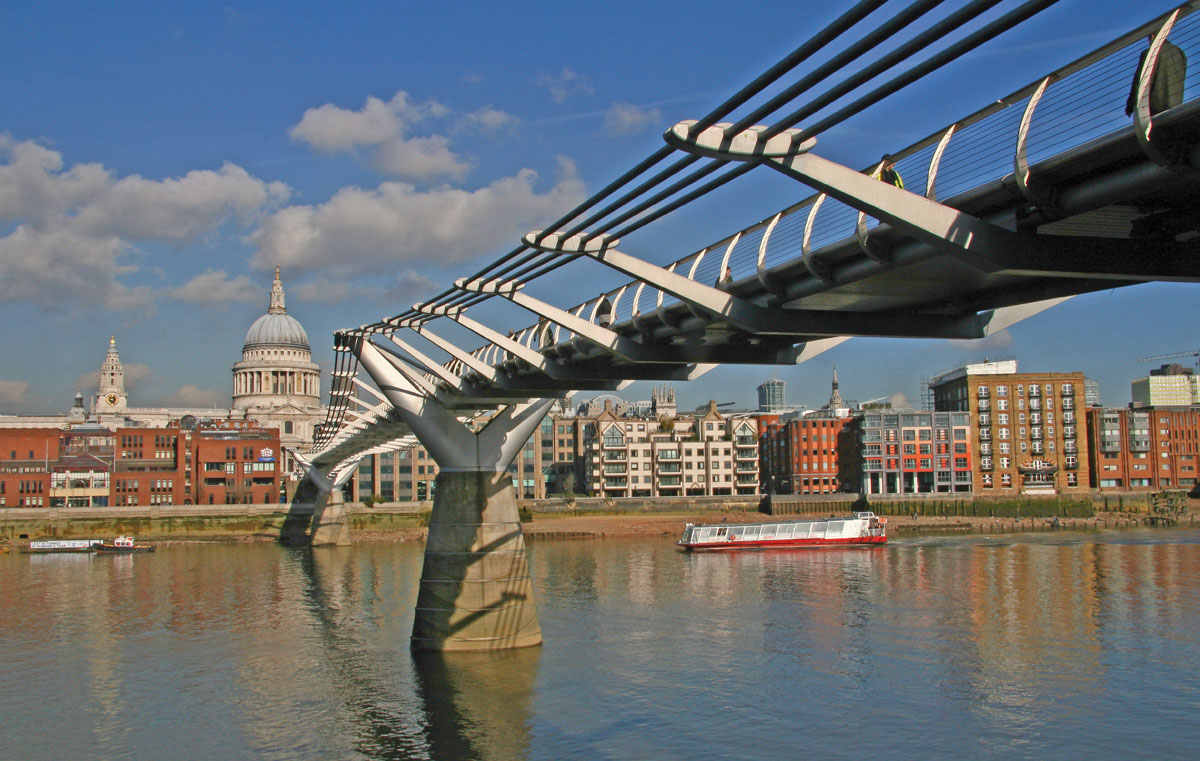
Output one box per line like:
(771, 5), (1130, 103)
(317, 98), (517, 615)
(858, 410), (973, 495)
(930, 361), (1089, 495)
(0, 428), (59, 507)
(0, 420), (281, 508)
(758, 414), (854, 495)
(1086, 406), (1200, 491)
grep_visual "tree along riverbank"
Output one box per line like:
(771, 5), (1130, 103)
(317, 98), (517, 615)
(1, 495), (1196, 546)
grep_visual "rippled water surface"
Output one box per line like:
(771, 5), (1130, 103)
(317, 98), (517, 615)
(2, 530), (1198, 760)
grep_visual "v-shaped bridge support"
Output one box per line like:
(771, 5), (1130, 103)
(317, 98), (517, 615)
(354, 336), (554, 651)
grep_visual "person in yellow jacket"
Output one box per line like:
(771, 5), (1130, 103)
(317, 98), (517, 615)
(875, 154), (903, 189)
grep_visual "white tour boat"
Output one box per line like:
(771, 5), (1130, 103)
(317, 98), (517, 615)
(678, 512), (887, 551)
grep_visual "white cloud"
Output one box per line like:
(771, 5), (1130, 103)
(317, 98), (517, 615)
(604, 102), (663, 136)
(537, 68), (594, 104)
(250, 157), (587, 277)
(286, 269), (439, 306)
(459, 106), (519, 134)
(163, 384), (226, 407)
(0, 380), (29, 406)
(169, 270), (261, 304)
(0, 136), (290, 310)
(372, 134), (469, 180)
(289, 91), (467, 180)
(74, 362), (152, 394)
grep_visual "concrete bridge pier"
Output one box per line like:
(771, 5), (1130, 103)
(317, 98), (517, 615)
(284, 460), (355, 546)
(352, 337), (554, 651)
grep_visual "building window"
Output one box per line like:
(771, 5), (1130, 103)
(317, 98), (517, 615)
(284, 421), (293, 434)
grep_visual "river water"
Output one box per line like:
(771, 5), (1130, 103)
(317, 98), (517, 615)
(1, 529), (1198, 761)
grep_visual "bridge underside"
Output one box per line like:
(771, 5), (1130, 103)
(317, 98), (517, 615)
(291, 4), (1200, 650)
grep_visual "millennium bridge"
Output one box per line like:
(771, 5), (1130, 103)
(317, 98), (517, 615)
(289, 1), (1200, 651)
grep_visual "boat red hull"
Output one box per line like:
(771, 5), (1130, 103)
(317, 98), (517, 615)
(680, 535), (887, 552)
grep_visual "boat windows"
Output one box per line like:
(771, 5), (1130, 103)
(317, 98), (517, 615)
(716, 527), (726, 536)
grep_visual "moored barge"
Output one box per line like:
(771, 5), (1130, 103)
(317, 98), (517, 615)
(678, 512), (887, 551)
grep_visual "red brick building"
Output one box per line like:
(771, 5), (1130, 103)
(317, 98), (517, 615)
(115, 420), (282, 506)
(1087, 407), (1200, 491)
(0, 428), (59, 507)
(758, 414), (854, 495)
(0, 421), (282, 508)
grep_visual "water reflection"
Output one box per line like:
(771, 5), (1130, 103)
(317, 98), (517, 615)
(0, 531), (1198, 760)
(296, 547), (539, 761)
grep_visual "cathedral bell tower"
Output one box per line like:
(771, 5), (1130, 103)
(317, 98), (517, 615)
(93, 336), (128, 414)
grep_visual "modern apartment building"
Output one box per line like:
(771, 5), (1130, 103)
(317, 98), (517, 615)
(857, 410), (973, 495)
(583, 400), (759, 497)
(1086, 406), (1200, 491)
(930, 361), (1089, 495)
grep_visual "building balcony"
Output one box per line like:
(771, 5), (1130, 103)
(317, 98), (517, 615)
(736, 475), (758, 485)
(735, 449), (758, 460)
(1029, 398), (1041, 410)
(1029, 386), (1041, 398)
(977, 399), (990, 411)
(604, 451), (627, 461)
(978, 414), (991, 426)
(979, 430), (992, 441)
(977, 388), (990, 398)
(1061, 399), (1074, 410)
(736, 463), (758, 473)
(602, 464), (627, 474)
(980, 457), (993, 471)
(603, 441), (626, 450)
(658, 475), (682, 486)
(1061, 385), (1074, 396)
(655, 450), (680, 460)
(1063, 444), (1078, 454)
(657, 463), (682, 473)
(979, 443), (992, 455)
(603, 479), (628, 489)
(1062, 412), (1075, 424)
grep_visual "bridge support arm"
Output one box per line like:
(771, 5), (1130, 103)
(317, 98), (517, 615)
(351, 334), (552, 651)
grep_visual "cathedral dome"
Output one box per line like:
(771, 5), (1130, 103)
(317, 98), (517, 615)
(241, 266), (311, 352)
(243, 312), (310, 351)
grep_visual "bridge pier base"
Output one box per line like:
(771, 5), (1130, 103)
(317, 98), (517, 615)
(412, 469), (541, 652)
(310, 488), (352, 547)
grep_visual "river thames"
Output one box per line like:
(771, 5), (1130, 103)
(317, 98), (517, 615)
(1, 529), (1197, 760)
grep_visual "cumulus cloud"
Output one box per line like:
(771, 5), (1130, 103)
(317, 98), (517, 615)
(0, 136), (290, 310)
(162, 384), (226, 407)
(459, 106), (519, 134)
(536, 68), (593, 104)
(287, 269), (439, 306)
(289, 91), (468, 180)
(0, 380), (29, 406)
(604, 102), (663, 136)
(250, 156), (587, 277)
(169, 270), (261, 304)
(74, 362), (152, 394)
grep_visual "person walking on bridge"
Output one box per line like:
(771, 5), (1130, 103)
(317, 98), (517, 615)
(1126, 34), (1187, 117)
(874, 154), (904, 189)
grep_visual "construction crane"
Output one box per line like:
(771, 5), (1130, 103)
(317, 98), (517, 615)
(1140, 350), (1200, 372)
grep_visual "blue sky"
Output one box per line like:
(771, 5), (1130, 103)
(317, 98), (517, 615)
(1, 0), (1193, 415)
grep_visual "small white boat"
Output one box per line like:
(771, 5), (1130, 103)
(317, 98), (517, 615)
(678, 512), (887, 551)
